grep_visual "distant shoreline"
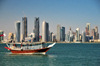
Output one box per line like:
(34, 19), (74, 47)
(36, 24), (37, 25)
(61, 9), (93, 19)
(37, 41), (100, 44)
(0, 42), (100, 44)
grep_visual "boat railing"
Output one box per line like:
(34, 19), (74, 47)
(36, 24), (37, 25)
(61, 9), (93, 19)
(6, 43), (56, 50)
(21, 44), (43, 50)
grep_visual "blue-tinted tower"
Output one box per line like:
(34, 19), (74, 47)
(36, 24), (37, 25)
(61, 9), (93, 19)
(33, 17), (39, 42)
(15, 21), (20, 42)
(22, 17), (27, 41)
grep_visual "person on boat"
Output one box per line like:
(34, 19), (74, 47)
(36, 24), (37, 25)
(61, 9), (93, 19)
(11, 44), (16, 49)
(42, 42), (46, 48)
(26, 44), (29, 49)
(21, 43), (22, 47)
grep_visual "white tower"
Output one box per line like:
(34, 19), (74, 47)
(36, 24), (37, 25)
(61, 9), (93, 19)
(42, 21), (49, 42)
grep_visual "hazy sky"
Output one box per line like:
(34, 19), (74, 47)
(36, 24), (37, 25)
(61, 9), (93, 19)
(0, 0), (100, 38)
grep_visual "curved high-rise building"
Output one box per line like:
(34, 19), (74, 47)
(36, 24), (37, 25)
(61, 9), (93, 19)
(15, 21), (20, 42)
(42, 21), (49, 42)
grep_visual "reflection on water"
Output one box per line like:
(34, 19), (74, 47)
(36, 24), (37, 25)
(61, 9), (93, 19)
(0, 52), (57, 66)
(7, 52), (57, 59)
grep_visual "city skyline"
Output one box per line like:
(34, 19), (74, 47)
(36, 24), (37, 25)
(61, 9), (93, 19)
(0, 19), (99, 42)
(0, 0), (100, 38)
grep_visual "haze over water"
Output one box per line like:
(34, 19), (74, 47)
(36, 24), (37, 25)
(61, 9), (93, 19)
(0, 43), (100, 66)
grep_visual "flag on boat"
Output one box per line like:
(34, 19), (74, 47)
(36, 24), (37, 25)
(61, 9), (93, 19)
(0, 33), (6, 37)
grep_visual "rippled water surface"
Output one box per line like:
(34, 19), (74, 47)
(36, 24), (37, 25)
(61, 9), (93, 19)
(0, 43), (100, 66)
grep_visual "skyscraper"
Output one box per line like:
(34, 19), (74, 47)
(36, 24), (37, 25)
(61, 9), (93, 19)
(82, 31), (86, 42)
(15, 21), (20, 42)
(86, 23), (90, 35)
(91, 26), (99, 39)
(50, 32), (53, 42)
(22, 17), (27, 41)
(42, 21), (49, 42)
(52, 33), (56, 42)
(57, 25), (61, 42)
(95, 26), (99, 39)
(33, 17), (39, 42)
(46, 22), (49, 41)
(85, 27), (89, 35)
(76, 28), (80, 42)
(95, 26), (98, 33)
(66, 27), (74, 42)
(61, 27), (65, 41)
(91, 29), (95, 39)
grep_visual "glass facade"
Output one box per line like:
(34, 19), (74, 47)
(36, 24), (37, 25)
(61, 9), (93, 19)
(76, 28), (80, 41)
(22, 17), (27, 41)
(61, 27), (65, 41)
(15, 21), (20, 42)
(33, 17), (39, 41)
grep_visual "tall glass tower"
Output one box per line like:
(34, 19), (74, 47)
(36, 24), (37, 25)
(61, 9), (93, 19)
(76, 28), (80, 42)
(33, 17), (39, 42)
(46, 23), (49, 41)
(95, 26), (99, 39)
(61, 27), (65, 41)
(42, 21), (49, 42)
(15, 21), (20, 42)
(82, 31), (86, 42)
(86, 23), (90, 35)
(50, 32), (53, 42)
(22, 17), (27, 41)
(57, 25), (61, 42)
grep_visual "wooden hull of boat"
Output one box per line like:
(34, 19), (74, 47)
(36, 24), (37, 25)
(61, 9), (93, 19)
(10, 48), (50, 54)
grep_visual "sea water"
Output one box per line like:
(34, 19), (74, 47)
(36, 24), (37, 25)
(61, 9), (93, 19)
(0, 43), (100, 66)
